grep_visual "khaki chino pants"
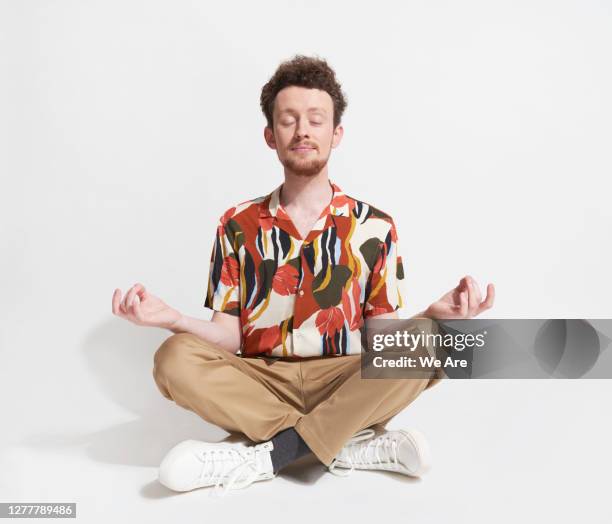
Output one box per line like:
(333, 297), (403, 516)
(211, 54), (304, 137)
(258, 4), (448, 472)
(153, 332), (441, 466)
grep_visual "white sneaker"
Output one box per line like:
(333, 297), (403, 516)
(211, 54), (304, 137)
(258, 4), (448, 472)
(158, 439), (276, 496)
(328, 428), (432, 477)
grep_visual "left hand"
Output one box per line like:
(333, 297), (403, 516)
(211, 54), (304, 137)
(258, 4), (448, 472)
(424, 275), (495, 319)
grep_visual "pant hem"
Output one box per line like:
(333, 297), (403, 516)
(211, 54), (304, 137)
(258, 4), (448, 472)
(293, 419), (337, 467)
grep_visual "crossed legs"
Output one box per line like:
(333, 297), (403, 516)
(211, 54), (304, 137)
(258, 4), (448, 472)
(153, 332), (440, 466)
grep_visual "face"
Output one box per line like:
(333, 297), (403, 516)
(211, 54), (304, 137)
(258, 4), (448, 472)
(264, 85), (343, 177)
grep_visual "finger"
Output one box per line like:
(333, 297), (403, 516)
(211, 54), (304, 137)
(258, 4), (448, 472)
(127, 289), (143, 317)
(133, 283), (146, 303)
(112, 289), (124, 316)
(133, 294), (145, 323)
(471, 278), (482, 304)
(455, 290), (468, 317)
(138, 285), (148, 301)
(113, 289), (127, 317)
(126, 283), (145, 309)
(120, 287), (133, 314)
(477, 283), (495, 313)
(125, 285), (138, 310)
(454, 277), (467, 302)
(466, 276), (478, 315)
(120, 291), (129, 314)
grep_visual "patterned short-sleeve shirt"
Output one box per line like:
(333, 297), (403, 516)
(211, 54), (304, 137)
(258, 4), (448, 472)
(204, 180), (406, 359)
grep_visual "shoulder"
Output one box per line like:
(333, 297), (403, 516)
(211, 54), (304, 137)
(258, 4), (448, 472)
(339, 191), (401, 246)
(216, 194), (268, 225)
(343, 192), (397, 230)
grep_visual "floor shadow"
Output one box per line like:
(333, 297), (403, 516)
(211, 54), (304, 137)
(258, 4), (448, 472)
(278, 454), (327, 485)
(20, 319), (246, 467)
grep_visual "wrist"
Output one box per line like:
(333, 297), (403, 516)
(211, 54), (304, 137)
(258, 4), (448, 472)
(416, 308), (431, 319)
(168, 313), (188, 333)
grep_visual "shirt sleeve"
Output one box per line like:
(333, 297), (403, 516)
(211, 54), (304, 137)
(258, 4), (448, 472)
(363, 218), (406, 318)
(203, 216), (241, 317)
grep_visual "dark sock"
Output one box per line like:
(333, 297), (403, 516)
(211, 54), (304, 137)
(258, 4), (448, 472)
(269, 427), (313, 474)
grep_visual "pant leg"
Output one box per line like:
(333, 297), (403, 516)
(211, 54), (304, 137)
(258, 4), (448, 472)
(152, 332), (305, 443)
(293, 352), (442, 467)
(369, 372), (443, 430)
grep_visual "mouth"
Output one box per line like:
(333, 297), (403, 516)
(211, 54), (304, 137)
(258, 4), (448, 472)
(291, 146), (316, 152)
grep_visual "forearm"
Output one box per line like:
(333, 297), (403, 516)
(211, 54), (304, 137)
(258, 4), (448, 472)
(409, 309), (430, 319)
(167, 315), (241, 354)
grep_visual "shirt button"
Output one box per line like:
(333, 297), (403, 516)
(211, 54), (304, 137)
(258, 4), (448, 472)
(298, 289), (305, 296)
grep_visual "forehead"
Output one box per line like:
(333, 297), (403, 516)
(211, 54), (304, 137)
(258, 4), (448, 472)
(274, 85), (333, 114)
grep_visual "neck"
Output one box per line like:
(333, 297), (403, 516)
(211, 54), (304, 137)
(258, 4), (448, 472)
(279, 171), (333, 213)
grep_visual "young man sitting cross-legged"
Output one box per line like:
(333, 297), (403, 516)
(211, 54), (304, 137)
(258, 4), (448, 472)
(112, 54), (495, 495)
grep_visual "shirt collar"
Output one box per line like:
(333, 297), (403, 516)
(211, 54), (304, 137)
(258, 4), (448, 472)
(259, 180), (349, 219)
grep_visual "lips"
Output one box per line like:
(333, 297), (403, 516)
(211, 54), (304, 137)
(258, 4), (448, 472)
(291, 145), (316, 151)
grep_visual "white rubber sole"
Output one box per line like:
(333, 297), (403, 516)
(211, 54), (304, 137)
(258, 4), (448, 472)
(158, 439), (213, 492)
(395, 429), (432, 477)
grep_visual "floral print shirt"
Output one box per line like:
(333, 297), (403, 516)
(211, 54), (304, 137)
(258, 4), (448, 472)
(204, 180), (406, 359)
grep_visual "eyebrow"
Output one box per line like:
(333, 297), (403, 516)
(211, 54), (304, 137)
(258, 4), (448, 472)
(278, 107), (327, 115)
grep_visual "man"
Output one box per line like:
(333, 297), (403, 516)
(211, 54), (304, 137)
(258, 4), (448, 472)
(112, 54), (495, 495)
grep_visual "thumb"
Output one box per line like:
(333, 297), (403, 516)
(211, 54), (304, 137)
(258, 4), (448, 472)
(133, 295), (145, 323)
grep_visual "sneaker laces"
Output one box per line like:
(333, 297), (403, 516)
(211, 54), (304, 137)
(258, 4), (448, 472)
(328, 428), (400, 477)
(192, 445), (265, 497)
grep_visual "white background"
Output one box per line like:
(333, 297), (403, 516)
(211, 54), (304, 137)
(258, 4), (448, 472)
(1, 1), (611, 522)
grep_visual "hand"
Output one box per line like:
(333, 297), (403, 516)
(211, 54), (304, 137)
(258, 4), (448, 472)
(112, 283), (183, 329)
(424, 275), (495, 319)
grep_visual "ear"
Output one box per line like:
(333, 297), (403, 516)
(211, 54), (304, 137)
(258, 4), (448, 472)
(264, 126), (277, 150)
(331, 124), (344, 149)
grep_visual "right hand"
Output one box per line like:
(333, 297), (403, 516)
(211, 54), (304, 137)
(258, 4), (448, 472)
(112, 283), (183, 330)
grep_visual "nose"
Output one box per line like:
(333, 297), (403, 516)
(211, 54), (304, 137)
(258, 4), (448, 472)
(295, 119), (310, 140)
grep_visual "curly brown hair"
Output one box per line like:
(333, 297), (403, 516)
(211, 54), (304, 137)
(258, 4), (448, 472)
(260, 54), (348, 130)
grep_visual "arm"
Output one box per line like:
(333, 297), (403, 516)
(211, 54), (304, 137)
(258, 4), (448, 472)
(112, 283), (242, 354)
(367, 276), (496, 326)
(361, 221), (494, 325)
(364, 309), (429, 331)
(169, 311), (242, 355)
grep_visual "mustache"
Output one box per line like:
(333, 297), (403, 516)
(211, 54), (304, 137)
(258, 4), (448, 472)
(290, 142), (317, 149)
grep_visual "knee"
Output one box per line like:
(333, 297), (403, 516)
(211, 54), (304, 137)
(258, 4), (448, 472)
(153, 333), (196, 381)
(424, 372), (444, 390)
(153, 333), (225, 381)
(425, 377), (442, 389)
